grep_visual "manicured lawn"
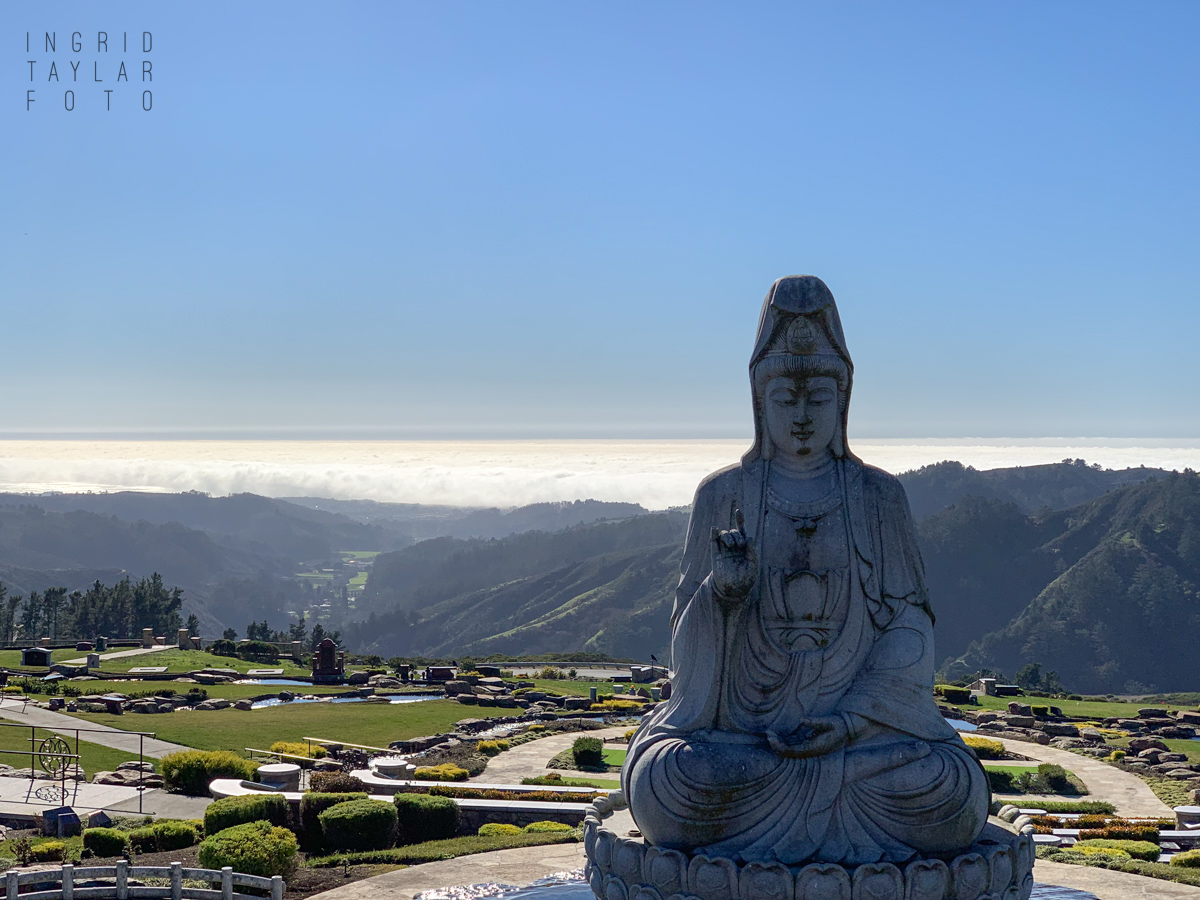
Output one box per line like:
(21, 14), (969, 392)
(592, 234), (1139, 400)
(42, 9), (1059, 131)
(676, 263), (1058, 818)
(524, 680), (621, 698)
(28, 680), (351, 702)
(0, 649), (83, 668)
(982, 763), (1042, 774)
(965, 694), (1195, 720)
(64, 699), (507, 754)
(601, 747), (627, 766)
(0, 722), (150, 775)
(94, 650), (311, 677)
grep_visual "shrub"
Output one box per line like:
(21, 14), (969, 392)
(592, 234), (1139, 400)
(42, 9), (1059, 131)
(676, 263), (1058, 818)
(572, 737), (603, 768)
(413, 764), (469, 782)
(477, 741), (504, 757)
(31, 842), (64, 862)
(83, 828), (129, 858)
(269, 741), (327, 762)
(309, 772), (367, 793)
(209, 639), (239, 658)
(524, 821), (573, 833)
(153, 821), (199, 851)
(428, 785), (601, 804)
(318, 799), (398, 852)
(479, 823), (521, 836)
(161, 750), (258, 795)
(1072, 839), (1160, 862)
(300, 792), (368, 840)
(394, 793), (459, 844)
(527, 724), (545, 732)
(1071, 845), (1131, 860)
(198, 821), (297, 878)
(1037, 763), (1072, 793)
(936, 686), (972, 704)
(237, 640), (280, 661)
(962, 736), (1005, 759)
(1079, 826), (1159, 842)
(1172, 849), (1200, 868)
(1031, 705), (1050, 717)
(591, 700), (641, 712)
(1108, 750), (1126, 763)
(204, 794), (289, 835)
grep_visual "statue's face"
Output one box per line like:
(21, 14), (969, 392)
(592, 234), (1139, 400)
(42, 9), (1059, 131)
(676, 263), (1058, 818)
(763, 375), (839, 468)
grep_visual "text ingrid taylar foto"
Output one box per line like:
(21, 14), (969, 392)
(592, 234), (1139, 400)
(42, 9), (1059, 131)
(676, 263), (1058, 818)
(24, 31), (153, 112)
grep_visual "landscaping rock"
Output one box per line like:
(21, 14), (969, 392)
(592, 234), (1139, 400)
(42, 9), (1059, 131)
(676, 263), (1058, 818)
(975, 713), (998, 724)
(564, 697), (591, 710)
(456, 695), (478, 705)
(1008, 702), (1033, 716)
(1079, 727), (1106, 743)
(1124, 761), (1150, 771)
(1129, 737), (1170, 753)
(1138, 707), (1168, 718)
(1176, 711), (1200, 726)
(117, 761), (155, 773)
(1166, 768), (1199, 781)
(347, 672), (369, 685)
(277, 691), (295, 702)
(131, 700), (160, 714)
(92, 771), (127, 785)
(233, 699), (254, 711)
(1042, 723), (1079, 737)
(69, 675), (99, 682)
(1137, 749), (1163, 763)
(1005, 715), (1036, 729)
(1158, 726), (1194, 739)
(1160, 752), (1191, 764)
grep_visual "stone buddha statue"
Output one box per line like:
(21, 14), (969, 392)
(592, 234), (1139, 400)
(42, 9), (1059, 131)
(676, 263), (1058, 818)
(623, 275), (989, 867)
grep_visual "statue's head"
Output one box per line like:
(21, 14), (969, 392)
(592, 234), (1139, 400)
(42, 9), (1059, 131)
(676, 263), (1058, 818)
(744, 275), (855, 466)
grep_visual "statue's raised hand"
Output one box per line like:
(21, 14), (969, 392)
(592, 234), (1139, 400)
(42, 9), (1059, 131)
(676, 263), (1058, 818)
(711, 509), (757, 602)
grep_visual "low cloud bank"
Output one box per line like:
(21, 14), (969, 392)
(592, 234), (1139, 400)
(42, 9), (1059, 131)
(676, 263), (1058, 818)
(0, 439), (1195, 510)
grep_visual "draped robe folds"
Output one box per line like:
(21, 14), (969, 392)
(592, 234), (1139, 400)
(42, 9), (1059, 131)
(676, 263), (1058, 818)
(623, 457), (989, 866)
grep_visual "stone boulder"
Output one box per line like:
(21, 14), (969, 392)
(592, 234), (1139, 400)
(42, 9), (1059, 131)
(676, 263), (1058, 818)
(1160, 752), (1191, 764)
(1166, 768), (1199, 781)
(1079, 727), (1106, 744)
(1138, 707), (1168, 718)
(564, 697), (591, 710)
(131, 700), (161, 714)
(443, 680), (471, 695)
(1176, 711), (1200, 726)
(1129, 737), (1169, 753)
(1005, 715), (1036, 729)
(1008, 702), (1033, 716)
(118, 761), (155, 773)
(233, 699), (254, 711)
(456, 695), (478, 705)
(347, 672), (369, 685)
(1041, 723), (1079, 737)
(277, 691), (295, 702)
(1158, 726), (1195, 739)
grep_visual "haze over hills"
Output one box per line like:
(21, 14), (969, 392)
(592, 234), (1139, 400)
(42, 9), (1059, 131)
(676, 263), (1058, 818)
(0, 460), (1194, 691)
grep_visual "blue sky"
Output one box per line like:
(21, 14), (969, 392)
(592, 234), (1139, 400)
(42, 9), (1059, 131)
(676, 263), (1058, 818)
(3, 2), (1198, 439)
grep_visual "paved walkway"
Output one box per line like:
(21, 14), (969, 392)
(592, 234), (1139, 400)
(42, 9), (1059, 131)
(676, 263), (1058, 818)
(59, 644), (174, 666)
(0, 775), (144, 820)
(475, 727), (629, 785)
(0, 701), (188, 759)
(1034, 859), (1200, 899)
(993, 736), (1172, 817)
(306, 843), (586, 900)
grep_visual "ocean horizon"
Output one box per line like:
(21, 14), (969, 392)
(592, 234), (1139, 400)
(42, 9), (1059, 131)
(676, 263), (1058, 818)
(0, 439), (1196, 510)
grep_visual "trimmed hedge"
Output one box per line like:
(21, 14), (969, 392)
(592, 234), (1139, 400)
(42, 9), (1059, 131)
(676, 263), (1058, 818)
(309, 772), (367, 793)
(154, 821), (199, 851)
(161, 750), (258, 796)
(31, 842), (64, 862)
(83, 828), (129, 858)
(237, 641), (280, 661)
(936, 685), (972, 704)
(572, 737), (603, 768)
(429, 785), (602, 804)
(300, 791), (369, 840)
(1172, 849), (1200, 868)
(1073, 839), (1160, 862)
(209, 639), (239, 657)
(962, 736), (1005, 759)
(204, 793), (289, 836)
(269, 741), (326, 761)
(524, 821), (573, 833)
(413, 764), (469, 782)
(479, 823), (521, 836)
(394, 793), (459, 845)
(1079, 826), (1160, 843)
(318, 799), (398, 852)
(198, 821), (297, 877)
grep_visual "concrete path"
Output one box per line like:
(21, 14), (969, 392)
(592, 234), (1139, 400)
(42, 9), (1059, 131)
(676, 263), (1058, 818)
(1034, 859), (1200, 899)
(305, 842), (586, 900)
(0, 775), (143, 821)
(0, 702), (188, 759)
(994, 736), (1172, 817)
(59, 644), (174, 666)
(476, 728), (629, 785)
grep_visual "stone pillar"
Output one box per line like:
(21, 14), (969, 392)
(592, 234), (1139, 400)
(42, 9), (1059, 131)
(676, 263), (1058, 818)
(39, 637), (51, 648)
(291, 641), (302, 662)
(86, 653), (100, 669)
(178, 627), (191, 650)
(142, 627), (154, 648)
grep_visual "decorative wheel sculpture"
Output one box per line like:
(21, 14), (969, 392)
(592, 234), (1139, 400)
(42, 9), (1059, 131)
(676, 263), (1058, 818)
(34, 784), (68, 803)
(38, 736), (72, 776)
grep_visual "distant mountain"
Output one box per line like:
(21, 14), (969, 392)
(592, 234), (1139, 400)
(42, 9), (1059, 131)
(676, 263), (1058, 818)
(0, 492), (412, 561)
(281, 497), (648, 540)
(944, 471), (1200, 693)
(357, 510), (688, 620)
(898, 460), (1168, 519)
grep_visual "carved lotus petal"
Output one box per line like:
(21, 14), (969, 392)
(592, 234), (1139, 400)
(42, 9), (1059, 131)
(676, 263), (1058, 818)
(633, 886), (663, 900)
(584, 823), (599, 859)
(1018, 875), (1033, 900)
(589, 865), (605, 900)
(852, 862), (902, 900)
(796, 863), (851, 900)
(687, 856), (738, 900)
(951, 853), (988, 900)
(605, 876), (629, 900)
(1015, 834), (1034, 879)
(644, 847), (688, 896)
(1001, 889), (1019, 900)
(903, 858), (948, 900)
(985, 846), (1013, 893)
(594, 830), (616, 869)
(615, 840), (646, 883)
(740, 862), (794, 900)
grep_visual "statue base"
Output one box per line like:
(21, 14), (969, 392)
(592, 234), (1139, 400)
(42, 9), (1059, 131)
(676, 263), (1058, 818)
(583, 793), (1035, 900)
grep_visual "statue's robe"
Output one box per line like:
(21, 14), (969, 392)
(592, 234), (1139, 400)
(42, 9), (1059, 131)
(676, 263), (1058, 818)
(624, 457), (989, 865)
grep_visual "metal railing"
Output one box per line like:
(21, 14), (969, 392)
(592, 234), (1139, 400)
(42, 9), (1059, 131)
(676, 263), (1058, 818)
(0, 722), (157, 814)
(4, 862), (284, 900)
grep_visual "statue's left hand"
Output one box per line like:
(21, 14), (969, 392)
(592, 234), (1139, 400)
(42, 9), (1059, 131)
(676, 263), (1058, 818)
(766, 716), (848, 759)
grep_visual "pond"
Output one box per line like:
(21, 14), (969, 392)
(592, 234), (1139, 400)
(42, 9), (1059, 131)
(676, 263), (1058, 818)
(235, 679), (312, 686)
(247, 694), (441, 710)
(412, 872), (1096, 900)
(947, 718), (978, 732)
